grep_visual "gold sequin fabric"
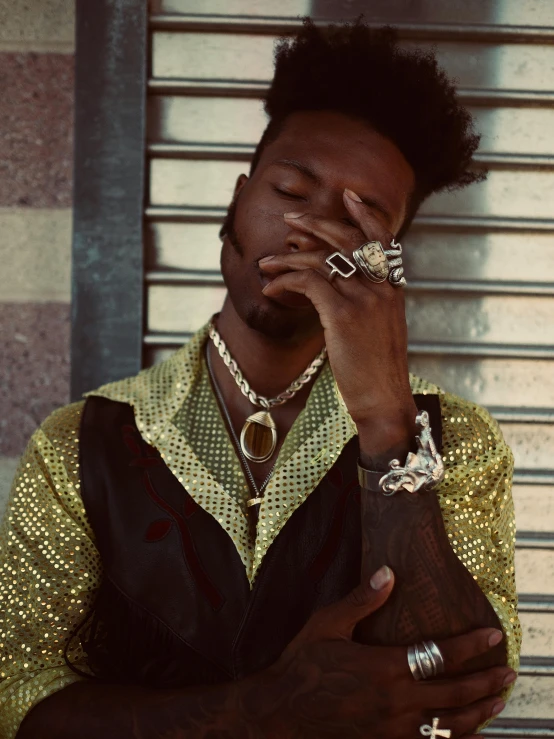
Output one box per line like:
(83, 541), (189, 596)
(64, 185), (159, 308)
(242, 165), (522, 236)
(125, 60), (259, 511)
(172, 355), (339, 516)
(0, 402), (99, 739)
(0, 323), (520, 738)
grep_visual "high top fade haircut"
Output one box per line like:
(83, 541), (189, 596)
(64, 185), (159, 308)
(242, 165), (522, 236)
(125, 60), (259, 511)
(248, 18), (485, 235)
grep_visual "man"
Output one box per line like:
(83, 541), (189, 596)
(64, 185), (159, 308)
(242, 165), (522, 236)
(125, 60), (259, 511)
(0, 19), (519, 739)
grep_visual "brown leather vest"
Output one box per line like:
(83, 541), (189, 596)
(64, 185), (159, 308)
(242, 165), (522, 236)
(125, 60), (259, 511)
(66, 393), (441, 688)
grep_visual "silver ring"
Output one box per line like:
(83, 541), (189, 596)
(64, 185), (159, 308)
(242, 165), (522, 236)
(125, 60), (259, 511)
(384, 239), (406, 288)
(325, 251), (357, 280)
(420, 718), (451, 738)
(407, 641), (445, 681)
(352, 241), (389, 283)
(424, 640), (445, 676)
(407, 644), (423, 680)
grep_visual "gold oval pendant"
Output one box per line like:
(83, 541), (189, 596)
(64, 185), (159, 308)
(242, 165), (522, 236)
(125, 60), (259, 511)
(240, 411), (277, 463)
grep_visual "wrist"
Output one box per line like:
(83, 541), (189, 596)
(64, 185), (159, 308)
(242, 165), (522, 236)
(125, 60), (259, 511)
(357, 408), (418, 470)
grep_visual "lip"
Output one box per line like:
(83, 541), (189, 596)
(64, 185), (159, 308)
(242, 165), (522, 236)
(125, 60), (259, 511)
(258, 270), (313, 309)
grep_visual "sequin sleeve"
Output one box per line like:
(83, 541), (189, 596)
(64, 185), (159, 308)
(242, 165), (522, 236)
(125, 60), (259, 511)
(0, 402), (102, 739)
(436, 392), (521, 685)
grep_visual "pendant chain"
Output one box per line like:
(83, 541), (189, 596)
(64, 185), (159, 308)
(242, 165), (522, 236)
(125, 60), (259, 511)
(206, 344), (273, 502)
(208, 321), (327, 410)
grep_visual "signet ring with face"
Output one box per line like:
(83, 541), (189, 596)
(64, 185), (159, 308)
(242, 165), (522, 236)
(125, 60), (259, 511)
(352, 241), (390, 283)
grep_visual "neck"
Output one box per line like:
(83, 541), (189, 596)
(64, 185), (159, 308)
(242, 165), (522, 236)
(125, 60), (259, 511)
(214, 297), (326, 398)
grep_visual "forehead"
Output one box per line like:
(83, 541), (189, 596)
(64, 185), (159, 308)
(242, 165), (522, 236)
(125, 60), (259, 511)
(258, 110), (414, 218)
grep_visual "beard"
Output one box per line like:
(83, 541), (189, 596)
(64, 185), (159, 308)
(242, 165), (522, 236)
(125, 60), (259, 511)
(220, 198), (321, 343)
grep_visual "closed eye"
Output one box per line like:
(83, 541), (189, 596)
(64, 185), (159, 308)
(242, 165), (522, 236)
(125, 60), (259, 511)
(272, 185), (306, 201)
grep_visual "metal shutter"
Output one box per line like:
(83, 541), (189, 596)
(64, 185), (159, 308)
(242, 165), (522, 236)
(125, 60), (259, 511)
(146, 1), (554, 732)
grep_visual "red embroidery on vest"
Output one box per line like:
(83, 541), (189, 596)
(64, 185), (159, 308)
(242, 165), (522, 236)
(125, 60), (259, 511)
(145, 519), (173, 542)
(123, 425), (224, 611)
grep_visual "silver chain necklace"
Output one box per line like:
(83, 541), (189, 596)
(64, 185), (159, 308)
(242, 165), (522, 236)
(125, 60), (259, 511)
(208, 320), (327, 464)
(205, 344), (273, 509)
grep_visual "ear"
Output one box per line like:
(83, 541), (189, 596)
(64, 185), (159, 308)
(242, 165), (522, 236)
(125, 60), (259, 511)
(220, 174), (249, 240)
(233, 173), (248, 198)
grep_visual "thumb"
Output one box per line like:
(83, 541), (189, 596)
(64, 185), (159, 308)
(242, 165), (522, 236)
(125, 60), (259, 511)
(304, 565), (395, 643)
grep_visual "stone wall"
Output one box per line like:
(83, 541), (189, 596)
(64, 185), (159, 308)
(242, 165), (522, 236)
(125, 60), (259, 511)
(0, 0), (74, 517)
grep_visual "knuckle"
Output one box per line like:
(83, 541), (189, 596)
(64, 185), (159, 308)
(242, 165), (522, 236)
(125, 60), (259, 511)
(346, 582), (371, 608)
(349, 230), (365, 250)
(454, 683), (473, 708)
(305, 269), (321, 289)
(449, 710), (478, 739)
(334, 302), (354, 324)
(307, 608), (328, 632)
(437, 638), (457, 671)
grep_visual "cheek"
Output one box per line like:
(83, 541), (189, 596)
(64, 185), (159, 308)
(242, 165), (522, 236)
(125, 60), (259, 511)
(236, 197), (288, 244)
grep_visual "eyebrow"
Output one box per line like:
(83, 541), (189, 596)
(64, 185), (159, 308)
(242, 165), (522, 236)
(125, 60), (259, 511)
(270, 158), (393, 222)
(271, 158), (322, 185)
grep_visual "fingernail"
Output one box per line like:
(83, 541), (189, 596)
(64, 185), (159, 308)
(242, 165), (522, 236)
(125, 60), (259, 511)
(503, 671), (517, 686)
(491, 700), (505, 717)
(370, 565), (392, 590)
(344, 188), (362, 202)
(488, 630), (503, 647)
(283, 211), (305, 219)
(259, 256), (276, 264)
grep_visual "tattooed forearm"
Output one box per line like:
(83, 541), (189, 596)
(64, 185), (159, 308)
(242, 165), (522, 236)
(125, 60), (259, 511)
(355, 481), (504, 664)
(16, 675), (287, 739)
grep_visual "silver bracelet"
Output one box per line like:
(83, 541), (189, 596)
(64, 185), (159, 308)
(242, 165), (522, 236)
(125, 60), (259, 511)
(357, 411), (445, 496)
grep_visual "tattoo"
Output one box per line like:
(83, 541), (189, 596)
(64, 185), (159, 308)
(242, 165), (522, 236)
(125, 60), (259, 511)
(355, 483), (503, 650)
(18, 678), (275, 739)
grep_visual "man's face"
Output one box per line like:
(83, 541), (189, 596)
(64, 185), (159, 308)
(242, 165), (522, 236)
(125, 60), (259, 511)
(220, 110), (415, 341)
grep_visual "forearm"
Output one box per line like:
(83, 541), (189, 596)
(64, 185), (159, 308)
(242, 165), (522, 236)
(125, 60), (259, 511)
(16, 673), (282, 739)
(355, 419), (505, 665)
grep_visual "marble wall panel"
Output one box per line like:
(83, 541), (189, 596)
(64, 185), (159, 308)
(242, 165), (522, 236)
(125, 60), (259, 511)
(0, 302), (70, 456)
(0, 53), (74, 208)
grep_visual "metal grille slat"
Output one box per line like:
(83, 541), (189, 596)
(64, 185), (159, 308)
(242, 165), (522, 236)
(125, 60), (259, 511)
(149, 14), (554, 45)
(145, 206), (554, 232)
(147, 142), (554, 170)
(149, 79), (554, 107)
(145, 269), (554, 297)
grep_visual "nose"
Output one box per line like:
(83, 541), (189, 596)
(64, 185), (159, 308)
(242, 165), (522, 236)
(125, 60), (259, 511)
(284, 224), (324, 253)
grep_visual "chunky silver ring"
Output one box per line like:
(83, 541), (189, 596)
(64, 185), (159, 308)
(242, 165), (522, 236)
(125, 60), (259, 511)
(407, 644), (423, 680)
(407, 641), (445, 681)
(352, 241), (389, 283)
(424, 640), (445, 675)
(420, 718), (451, 738)
(384, 239), (406, 287)
(325, 251), (357, 280)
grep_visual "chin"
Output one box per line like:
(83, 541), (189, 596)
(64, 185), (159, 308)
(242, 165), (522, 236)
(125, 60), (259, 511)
(243, 301), (320, 342)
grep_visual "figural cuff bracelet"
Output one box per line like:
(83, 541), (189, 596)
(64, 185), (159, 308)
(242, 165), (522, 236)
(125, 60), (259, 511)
(357, 410), (445, 495)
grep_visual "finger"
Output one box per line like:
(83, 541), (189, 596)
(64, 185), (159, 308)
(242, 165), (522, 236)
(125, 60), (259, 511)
(283, 211), (365, 254)
(439, 696), (506, 738)
(426, 666), (516, 710)
(343, 188), (395, 245)
(300, 566), (395, 643)
(259, 250), (337, 277)
(437, 629), (506, 676)
(261, 265), (345, 310)
(259, 250), (377, 301)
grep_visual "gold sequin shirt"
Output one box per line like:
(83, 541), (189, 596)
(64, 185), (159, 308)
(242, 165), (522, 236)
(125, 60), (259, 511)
(0, 324), (521, 738)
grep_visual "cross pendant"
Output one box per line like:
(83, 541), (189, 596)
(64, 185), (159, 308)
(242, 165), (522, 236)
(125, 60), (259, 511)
(420, 718), (452, 739)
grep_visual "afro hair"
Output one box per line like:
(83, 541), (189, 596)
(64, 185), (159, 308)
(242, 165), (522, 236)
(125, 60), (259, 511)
(250, 18), (485, 225)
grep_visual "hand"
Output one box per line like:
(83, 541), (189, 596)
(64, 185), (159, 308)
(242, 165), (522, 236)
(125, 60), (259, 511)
(260, 189), (418, 459)
(262, 566), (515, 739)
